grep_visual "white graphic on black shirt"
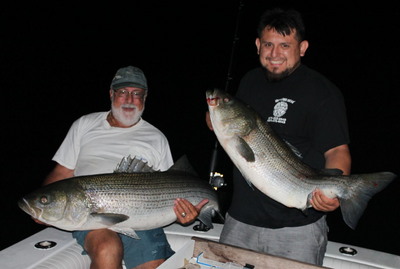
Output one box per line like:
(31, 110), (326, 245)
(273, 102), (288, 117)
(267, 98), (295, 124)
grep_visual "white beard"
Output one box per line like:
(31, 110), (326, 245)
(111, 102), (144, 127)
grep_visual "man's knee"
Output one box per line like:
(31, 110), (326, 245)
(84, 229), (123, 263)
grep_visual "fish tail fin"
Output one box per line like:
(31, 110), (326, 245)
(197, 208), (214, 229)
(197, 206), (224, 228)
(340, 172), (395, 229)
(216, 210), (225, 224)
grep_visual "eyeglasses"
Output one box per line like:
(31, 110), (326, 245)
(114, 89), (146, 99)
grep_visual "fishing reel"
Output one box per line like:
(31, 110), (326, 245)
(209, 172), (226, 190)
(208, 141), (227, 190)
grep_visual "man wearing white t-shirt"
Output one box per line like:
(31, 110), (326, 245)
(33, 66), (208, 269)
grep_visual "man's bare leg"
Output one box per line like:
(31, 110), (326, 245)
(84, 229), (124, 269)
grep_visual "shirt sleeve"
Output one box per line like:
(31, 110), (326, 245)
(52, 118), (82, 170)
(159, 138), (174, 171)
(311, 95), (350, 154)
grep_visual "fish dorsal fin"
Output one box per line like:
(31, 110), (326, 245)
(114, 155), (158, 173)
(235, 136), (255, 162)
(168, 155), (198, 176)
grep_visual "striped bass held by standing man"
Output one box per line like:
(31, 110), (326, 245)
(206, 8), (356, 266)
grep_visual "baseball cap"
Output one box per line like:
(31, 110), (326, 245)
(110, 66), (148, 91)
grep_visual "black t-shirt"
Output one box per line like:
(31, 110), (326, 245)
(228, 64), (350, 228)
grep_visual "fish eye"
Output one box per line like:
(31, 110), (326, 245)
(40, 196), (49, 204)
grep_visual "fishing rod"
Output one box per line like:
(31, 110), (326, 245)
(209, 0), (244, 189)
(195, 1), (245, 232)
(225, 0), (244, 93)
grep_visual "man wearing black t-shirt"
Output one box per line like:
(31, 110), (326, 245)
(206, 8), (351, 266)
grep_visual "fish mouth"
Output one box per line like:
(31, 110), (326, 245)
(206, 90), (220, 107)
(206, 89), (225, 107)
(207, 96), (220, 107)
(18, 198), (39, 218)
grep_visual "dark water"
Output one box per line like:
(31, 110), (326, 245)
(2, 1), (399, 257)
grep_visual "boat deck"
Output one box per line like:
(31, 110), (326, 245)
(0, 222), (398, 269)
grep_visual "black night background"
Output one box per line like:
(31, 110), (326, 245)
(1, 1), (399, 257)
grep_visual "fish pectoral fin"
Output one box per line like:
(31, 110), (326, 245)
(91, 213), (129, 226)
(109, 227), (140, 239)
(235, 136), (255, 162)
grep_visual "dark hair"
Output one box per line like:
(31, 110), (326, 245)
(257, 8), (305, 42)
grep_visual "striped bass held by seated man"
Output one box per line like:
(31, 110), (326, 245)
(18, 155), (221, 237)
(23, 66), (211, 269)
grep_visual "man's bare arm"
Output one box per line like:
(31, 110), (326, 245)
(43, 163), (75, 185)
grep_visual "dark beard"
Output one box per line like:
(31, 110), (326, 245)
(262, 66), (291, 82)
(260, 59), (300, 82)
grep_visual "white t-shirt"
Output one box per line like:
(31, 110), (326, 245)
(52, 111), (173, 176)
